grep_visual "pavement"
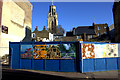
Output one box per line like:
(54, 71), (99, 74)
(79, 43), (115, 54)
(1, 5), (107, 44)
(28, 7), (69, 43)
(1, 65), (120, 80)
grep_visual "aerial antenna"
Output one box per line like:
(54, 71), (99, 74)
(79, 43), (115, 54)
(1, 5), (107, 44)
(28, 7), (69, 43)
(52, 0), (54, 5)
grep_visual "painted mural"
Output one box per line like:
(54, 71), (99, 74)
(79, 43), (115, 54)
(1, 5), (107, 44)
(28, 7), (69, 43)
(82, 44), (95, 59)
(59, 44), (76, 59)
(33, 45), (47, 59)
(21, 44), (76, 59)
(46, 44), (61, 59)
(105, 44), (118, 57)
(118, 44), (120, 57)
(20, 45), (33, 59)
(94, 44), (106, 58)
(82, 43), (119, 59)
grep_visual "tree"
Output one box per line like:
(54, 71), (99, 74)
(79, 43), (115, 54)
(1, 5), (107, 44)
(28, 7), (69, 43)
(57, 25), (65, 35)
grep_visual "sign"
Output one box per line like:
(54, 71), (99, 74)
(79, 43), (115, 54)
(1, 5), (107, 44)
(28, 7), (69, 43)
(2, 25), (8, 34)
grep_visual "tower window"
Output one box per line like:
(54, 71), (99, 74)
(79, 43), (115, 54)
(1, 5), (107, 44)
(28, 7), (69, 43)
(104, 26), (107, 28)
(104, 31), (107, 34)
(98, 26), (100, 30)
(98, 33), (101, 36)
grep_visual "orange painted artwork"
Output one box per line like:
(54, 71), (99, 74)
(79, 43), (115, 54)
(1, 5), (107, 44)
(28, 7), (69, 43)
(82, 44), (95, 59)
(33, 45), (48, 59)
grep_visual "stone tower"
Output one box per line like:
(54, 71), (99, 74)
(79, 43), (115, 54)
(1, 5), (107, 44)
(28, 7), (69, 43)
(47, 4), (58, 34)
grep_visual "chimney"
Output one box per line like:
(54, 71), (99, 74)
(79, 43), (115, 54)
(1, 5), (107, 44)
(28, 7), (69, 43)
(84, 33), (86, 41)
(93, 22), (95, 26)
(35, 26), (38, 31)
(43, 26), (46, 30)
(73, 27), (75, 35)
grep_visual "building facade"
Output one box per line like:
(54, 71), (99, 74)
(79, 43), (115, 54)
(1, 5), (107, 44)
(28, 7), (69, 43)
(65, 22), (109, 42)
(0, 0), (33, 57)
(93, 22), (109, 38)
(113, 1), (120, 42)
(32, 26), (53, 42)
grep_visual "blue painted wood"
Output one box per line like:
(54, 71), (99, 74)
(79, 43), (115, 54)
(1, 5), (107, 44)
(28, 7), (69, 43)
(10, 43), (20, 69)
(106, 58), (117, 70)
(45, 59), (59, 71)
(82, 59), (94, 72)
(32, 59), (44, 70)
(118, 58), (120, 70)
(94, 58), (106, 71)
(60, 59), (76, 72)
(20, 59), (32, 69)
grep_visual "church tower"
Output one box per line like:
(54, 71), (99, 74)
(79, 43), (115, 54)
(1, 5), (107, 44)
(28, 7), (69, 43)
(47, 3), (58, 34)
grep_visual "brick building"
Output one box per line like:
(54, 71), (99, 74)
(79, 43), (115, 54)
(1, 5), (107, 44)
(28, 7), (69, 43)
(66, 22), (109, 41)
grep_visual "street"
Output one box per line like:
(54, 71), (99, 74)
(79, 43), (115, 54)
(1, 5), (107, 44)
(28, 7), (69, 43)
(1, 68), (120, 80)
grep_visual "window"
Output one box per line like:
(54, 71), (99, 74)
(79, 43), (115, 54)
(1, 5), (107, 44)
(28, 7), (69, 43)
(104, 26), (107, 28)
(98, 33), (101, 36)
(88, 35), (93, 39)
(32, 33), (35, 38)
(2, 25), (8, 34)
(98, 26), (100, 30)
(104, 31), (107, 34)
(77, 36), (81, 39)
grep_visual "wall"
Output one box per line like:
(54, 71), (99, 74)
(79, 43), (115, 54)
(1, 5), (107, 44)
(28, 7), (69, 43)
(113, 2), (120, 42)
(0, 0), (32, 57)
(9, 42), (79, 72)
(9, 42), (120, 72)
(94, 24), (108, 38)
(81, 43), (120, 72)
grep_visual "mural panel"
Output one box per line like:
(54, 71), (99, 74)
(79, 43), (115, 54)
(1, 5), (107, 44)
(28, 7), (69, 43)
(105, 44), (118, 57)
(59, 44), (76, 59)
(20, 45), (33, 59)
(21, 43), (76, 59)
(94, 44), (106, 58)
(33, 45), (47, 59)
(82, 43), (118, 59)
(118, 44), (120, 57)
(82, 44), (95, 59)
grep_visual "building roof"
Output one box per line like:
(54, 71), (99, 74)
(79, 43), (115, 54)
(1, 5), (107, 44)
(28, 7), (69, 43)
(33, 27), (49, 39)
(75, 26), (96, 35)
(66, 31), (73, 36)
(54, 36), (77, 41)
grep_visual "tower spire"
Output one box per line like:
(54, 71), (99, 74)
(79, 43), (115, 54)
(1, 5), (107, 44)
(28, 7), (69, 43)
(52, 0), (53, 5)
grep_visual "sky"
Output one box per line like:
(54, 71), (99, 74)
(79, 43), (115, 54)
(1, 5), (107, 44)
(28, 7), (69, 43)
(31, 2), (114, 33)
